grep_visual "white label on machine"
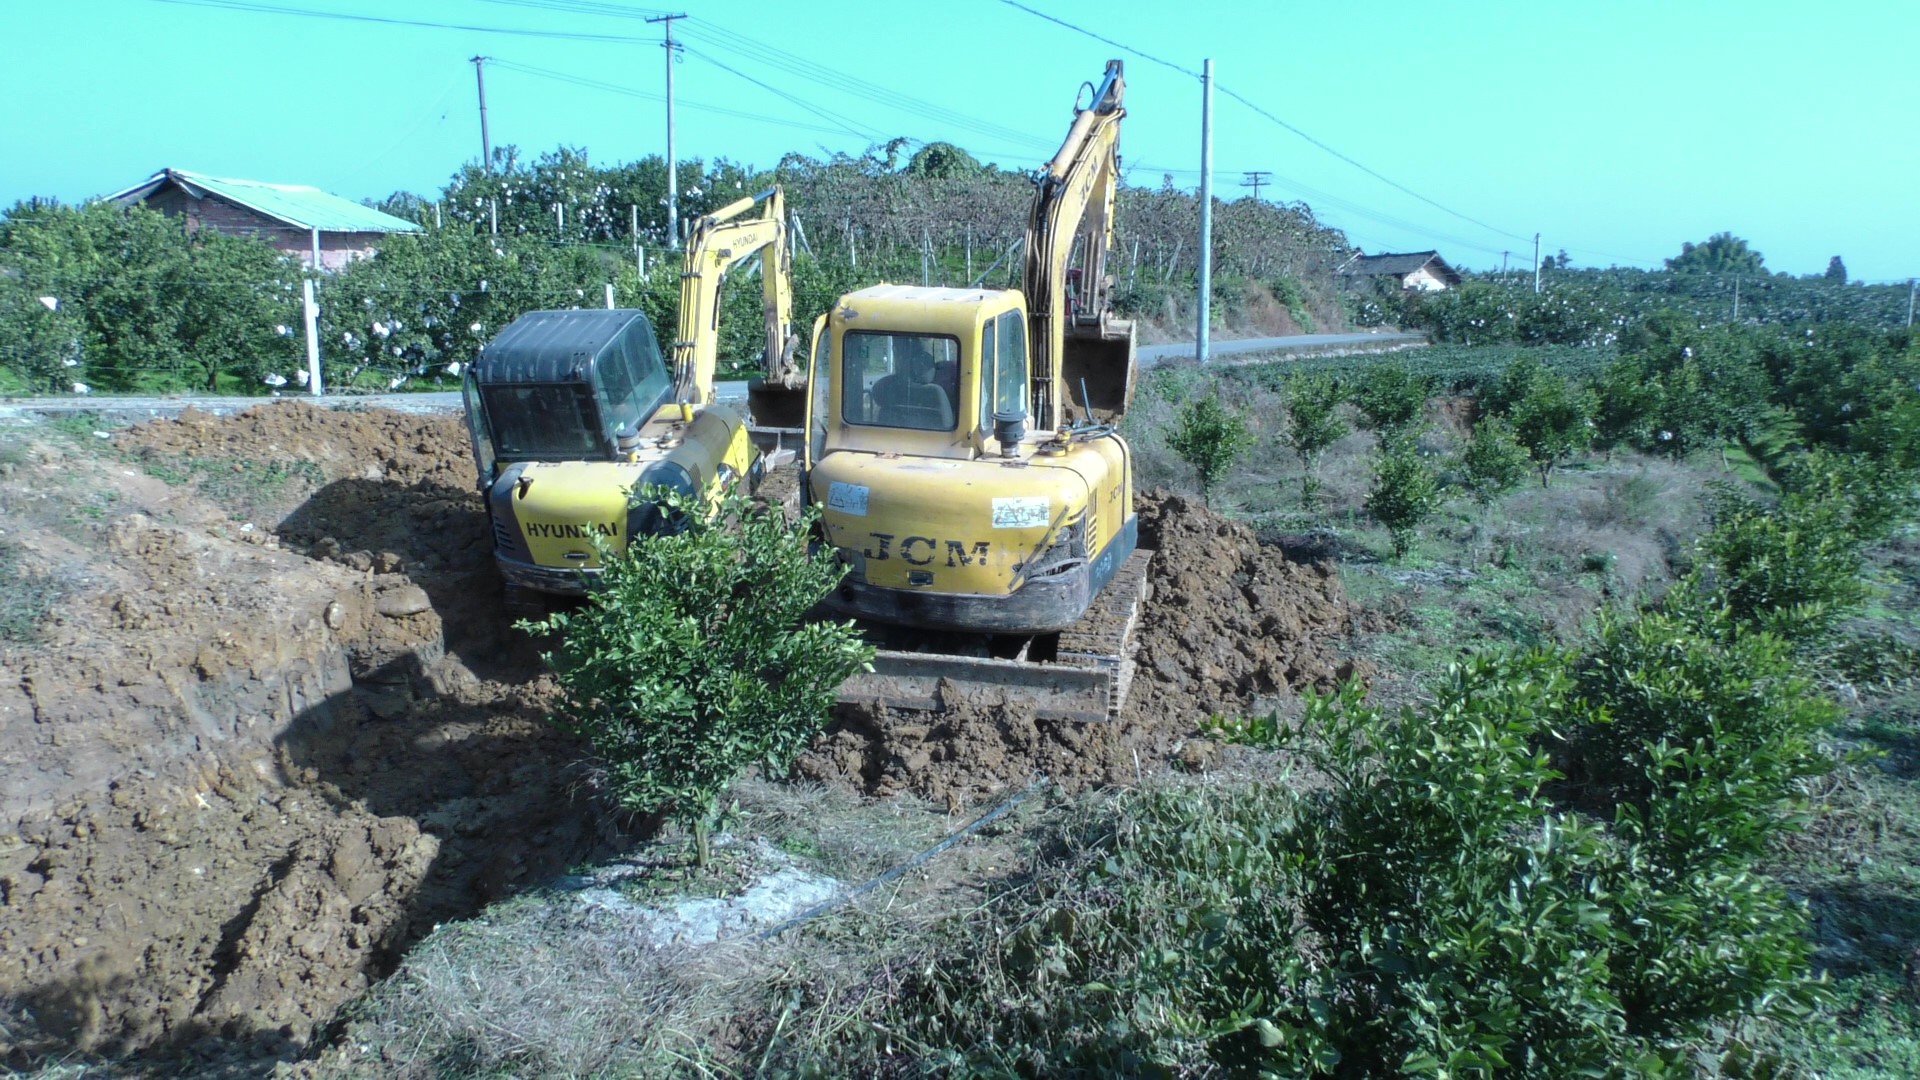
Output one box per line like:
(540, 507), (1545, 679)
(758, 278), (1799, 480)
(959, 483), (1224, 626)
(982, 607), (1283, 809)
(827, 481), (869, 516)
(992, 496), (1050, 529)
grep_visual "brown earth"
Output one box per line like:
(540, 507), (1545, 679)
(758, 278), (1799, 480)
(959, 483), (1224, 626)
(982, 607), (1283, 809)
(1, 405), (617, 1074)
(794, 491), (1368, 806)
(1, 405), (1362, 1073)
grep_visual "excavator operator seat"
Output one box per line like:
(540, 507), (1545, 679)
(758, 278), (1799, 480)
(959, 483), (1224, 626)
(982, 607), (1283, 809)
(870, 342), (955, 431)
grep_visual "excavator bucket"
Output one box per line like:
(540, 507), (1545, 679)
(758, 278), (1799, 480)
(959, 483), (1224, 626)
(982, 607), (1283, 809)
(1061, 319), (1137, 425)
(837, 548), (1153, 722)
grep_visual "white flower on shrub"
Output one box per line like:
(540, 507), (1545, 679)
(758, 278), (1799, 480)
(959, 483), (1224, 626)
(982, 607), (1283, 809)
(1659, 430), (1673, 441)
(372, 321), (390, 338)
(71, 382), (90, 394)
(263, 372), (287, 387)
(470, 321), (484, 334)
(274, 324), (291, 337)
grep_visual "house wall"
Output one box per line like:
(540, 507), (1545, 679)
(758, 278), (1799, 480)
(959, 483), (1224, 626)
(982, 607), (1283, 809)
(1403, 265), (1451, 292)
(138, 186), (381, 271)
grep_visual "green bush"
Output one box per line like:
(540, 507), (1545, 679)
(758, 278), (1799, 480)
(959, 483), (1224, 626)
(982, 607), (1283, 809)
(1282, 373), (1349, 507)
(1504, 363), (1595, 485)
(1349, 364), (1432, 436)
(1460, 416), (1531, 507)
(1167, 393), (1254, 505)
(1366, 437), (1440, 558)
(522, 484), (872, 866)
(1689, 479), (1872, 642)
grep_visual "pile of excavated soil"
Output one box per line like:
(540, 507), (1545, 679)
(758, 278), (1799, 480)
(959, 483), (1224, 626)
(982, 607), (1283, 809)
(794, 492), (1367, 807)
(2, 404), (615, 1072)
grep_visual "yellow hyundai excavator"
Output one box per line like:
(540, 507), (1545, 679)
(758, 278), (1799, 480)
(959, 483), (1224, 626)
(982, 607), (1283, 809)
(800, 60), (1147, 721)
(462, 187), (795, 600)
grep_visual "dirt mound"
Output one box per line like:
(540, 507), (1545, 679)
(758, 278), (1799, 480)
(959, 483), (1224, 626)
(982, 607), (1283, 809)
(794, 492), (1365, 807)
(125, 403), (473, 490)
(2, 405), (614, 1072)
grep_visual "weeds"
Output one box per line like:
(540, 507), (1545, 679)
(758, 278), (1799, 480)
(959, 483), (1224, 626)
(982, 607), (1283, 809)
(0, 539), (60, 644)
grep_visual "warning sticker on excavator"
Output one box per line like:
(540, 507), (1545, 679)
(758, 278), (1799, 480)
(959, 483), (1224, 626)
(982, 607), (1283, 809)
(827, 481), (869, 516)
(992, 496), (1050, 529)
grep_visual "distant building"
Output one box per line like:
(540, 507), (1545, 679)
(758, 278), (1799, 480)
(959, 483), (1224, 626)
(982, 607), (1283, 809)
(106, 168), (420, 271)
(1338, 250), (1463, 292)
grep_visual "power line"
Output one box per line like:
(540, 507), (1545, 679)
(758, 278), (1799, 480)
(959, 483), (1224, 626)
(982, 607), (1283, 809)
(679, 46), (881, 143)
(997, 0), (1198, 79)
(149, 0), (655, 41)
(995, 0), (1541, 249)
(488, 60), (868, 140)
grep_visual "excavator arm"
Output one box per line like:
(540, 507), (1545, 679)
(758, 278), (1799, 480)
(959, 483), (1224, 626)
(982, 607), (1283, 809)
(672, 186), (796, 407)
(1022, 60), (1136, 430)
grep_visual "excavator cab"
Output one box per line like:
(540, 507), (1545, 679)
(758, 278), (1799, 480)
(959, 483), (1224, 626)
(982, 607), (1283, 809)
(463, 309), (671, 488)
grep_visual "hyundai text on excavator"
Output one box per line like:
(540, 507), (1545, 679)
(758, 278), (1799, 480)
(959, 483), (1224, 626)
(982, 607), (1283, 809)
(461, 187), (796, 602)
(801, 60), (1147, 721)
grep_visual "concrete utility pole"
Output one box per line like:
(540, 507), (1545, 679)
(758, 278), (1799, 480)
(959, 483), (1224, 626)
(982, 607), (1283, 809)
(1240, 170), (1270, 201)
(302, 279), (323, 396)
(1532, 232), (1541, 294)
(1502, 250), (1510, 277)
(471, 56), (492, 174)
(1733, 276), (1741, 321)
(1909, 278), (1916, 328)
(648, 14), (686, 249)
(1197, 58), (1215, 364)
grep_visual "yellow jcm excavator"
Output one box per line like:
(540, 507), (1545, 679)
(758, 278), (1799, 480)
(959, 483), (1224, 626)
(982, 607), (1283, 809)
(461, 188), (796, 603)
(802, 60), (1147, 720)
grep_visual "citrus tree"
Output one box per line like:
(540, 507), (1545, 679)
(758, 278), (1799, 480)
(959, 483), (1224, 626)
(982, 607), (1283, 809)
(523, 484), (874, 867)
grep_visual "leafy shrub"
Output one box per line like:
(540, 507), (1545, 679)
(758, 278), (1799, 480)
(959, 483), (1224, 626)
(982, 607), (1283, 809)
(1504, 363), (1595, 485)
(1167, 393), (1254, 505)
(1282, 373), (1349, 507)
(1689, 479), (1872, 642)
(1572, 609), (1839, 872)
(1588, 356), (1658, 457)
(1366, 436), (1440, 558)
(1349, 364), (1431, 436)
(523, 485), (872, 866)
(1460, 416), (1531, 507)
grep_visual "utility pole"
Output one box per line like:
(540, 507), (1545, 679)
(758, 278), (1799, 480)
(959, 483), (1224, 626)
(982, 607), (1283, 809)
(302, 279), (323, 396)
(1240, 169), (1270, 202)
(648, 14), (686, 249)
(1532, 232), (1541, 294)
(1909, 278), (1916, 328)
(471, 56), (492, 174)
(1501, 251), (1510, 279)
(1733, 275), (1741, 321)
(1197, 58), (1215, 364)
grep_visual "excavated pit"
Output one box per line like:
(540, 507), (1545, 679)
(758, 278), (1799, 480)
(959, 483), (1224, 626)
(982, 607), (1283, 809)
(0, 404), (1364, 1073)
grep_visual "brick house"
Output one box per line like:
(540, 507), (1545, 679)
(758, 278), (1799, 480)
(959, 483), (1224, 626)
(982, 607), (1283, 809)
(1337, 250), (1464, 292)
(106, 168), (421, 271)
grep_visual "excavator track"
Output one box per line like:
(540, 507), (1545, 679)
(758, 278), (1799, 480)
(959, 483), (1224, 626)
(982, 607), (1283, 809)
(838, 548), (1154, 722)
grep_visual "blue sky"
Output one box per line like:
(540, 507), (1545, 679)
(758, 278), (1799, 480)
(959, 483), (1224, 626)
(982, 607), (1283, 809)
(5, 0), (1916, 280)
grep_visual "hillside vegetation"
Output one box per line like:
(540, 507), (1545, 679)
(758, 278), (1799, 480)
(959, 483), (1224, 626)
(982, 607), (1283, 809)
(0, 143), (1353, 396)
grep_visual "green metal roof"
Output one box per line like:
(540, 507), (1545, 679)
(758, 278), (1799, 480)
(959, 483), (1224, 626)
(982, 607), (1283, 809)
(107, 168), (422, 234)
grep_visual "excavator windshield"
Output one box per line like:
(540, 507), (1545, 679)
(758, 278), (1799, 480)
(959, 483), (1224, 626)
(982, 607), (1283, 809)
(842, 331), (960, 432)
(482, 383), (603, 458)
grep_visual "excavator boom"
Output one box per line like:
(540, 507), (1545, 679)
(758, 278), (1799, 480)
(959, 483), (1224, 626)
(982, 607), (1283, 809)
(1023, 60), (1136, 428)
(672, 187), (796, 407)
